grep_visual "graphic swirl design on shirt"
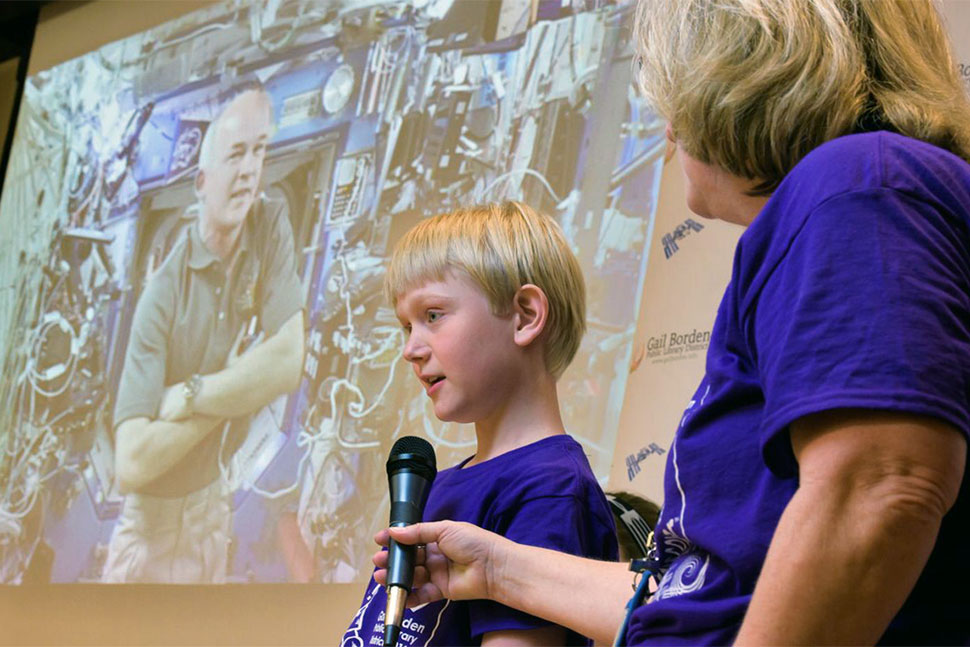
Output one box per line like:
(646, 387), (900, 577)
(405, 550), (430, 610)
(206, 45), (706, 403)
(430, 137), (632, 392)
(654, 549), (710, 601)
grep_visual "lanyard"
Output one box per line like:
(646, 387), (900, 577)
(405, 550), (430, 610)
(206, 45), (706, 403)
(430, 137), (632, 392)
(613, 558), (656, 647)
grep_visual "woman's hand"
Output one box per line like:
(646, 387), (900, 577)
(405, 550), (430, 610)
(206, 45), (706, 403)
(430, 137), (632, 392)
(373, 521), (508, 607)
(374, 520), (633, 643)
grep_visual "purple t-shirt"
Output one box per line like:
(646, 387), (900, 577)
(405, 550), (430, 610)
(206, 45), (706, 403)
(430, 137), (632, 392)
(342, 434), (618, 647)
(627, 132), (970, 646)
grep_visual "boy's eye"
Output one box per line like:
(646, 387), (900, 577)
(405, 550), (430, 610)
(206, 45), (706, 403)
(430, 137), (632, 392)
(426, 311), (442, 323)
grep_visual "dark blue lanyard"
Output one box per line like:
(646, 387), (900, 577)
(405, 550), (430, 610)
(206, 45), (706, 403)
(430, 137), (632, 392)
(614, 559), (655, 647)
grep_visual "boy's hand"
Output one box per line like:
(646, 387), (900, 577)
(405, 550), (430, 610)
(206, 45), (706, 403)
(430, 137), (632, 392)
(373, 521), (507, 607)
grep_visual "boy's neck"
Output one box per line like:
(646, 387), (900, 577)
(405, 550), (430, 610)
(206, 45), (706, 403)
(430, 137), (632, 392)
(466, 372), (565, 467)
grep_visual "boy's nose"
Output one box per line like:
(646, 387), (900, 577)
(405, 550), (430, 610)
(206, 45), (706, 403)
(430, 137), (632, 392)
(401, 335), (429, 363)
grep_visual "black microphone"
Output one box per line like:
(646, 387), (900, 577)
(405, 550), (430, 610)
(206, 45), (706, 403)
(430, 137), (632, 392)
(383, 436), (437, 647)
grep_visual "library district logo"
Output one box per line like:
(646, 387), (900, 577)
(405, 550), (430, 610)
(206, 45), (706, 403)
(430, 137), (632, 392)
(662, 218), (704, 259)
(646, 328), (711, 364)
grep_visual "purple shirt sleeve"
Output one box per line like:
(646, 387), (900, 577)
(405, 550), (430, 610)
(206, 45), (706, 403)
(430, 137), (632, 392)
(751, 187), (970, 477)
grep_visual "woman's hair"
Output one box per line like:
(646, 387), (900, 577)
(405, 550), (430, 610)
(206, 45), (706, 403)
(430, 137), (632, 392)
(635, 0), (970, 194)
(384, 201), (586, 379)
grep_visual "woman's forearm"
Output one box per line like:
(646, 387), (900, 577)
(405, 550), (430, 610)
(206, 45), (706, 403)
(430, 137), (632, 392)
(492, 542), (632, 645)
(381, 521), (634, 644)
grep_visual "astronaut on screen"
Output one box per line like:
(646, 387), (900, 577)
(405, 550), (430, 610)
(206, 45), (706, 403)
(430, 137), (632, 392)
(102, 85), (305, 583)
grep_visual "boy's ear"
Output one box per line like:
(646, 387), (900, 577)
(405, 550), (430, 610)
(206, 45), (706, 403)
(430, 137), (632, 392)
(512, 284), (548, 348)
(194, 170), (206, 197)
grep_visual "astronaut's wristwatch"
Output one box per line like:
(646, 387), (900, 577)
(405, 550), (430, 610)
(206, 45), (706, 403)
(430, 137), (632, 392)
(183, 373), (203, 412)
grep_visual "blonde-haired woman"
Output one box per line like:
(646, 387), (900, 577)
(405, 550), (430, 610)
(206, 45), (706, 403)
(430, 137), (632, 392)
(371, 1), (970, 644)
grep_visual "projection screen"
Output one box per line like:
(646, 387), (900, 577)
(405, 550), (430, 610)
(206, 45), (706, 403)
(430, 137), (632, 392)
(0, 0), (664, 584)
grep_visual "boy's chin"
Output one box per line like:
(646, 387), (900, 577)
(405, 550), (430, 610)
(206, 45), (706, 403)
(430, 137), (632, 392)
(430, 405), (474, 426)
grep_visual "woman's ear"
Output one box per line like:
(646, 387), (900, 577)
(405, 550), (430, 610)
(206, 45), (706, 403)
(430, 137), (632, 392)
(512, 284), (548, 348)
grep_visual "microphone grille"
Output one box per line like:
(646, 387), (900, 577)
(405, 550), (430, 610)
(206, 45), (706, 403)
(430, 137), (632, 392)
(389, 435), (437, 471)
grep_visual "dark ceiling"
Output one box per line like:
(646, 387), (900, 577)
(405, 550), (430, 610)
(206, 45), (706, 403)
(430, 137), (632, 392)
(0, 1), (48, 64)
(0, 1), (49, 197)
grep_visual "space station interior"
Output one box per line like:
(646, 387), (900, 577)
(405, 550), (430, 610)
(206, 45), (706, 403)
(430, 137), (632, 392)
(0, 0), (666, 584)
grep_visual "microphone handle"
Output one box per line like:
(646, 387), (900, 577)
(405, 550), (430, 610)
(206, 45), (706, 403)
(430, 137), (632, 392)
(386, 522), (417, 590)
(384, 465), (433, 647)
(383, 586), (407, 647)
(386, 473), (427, 590)
(384, 525), (413, 647)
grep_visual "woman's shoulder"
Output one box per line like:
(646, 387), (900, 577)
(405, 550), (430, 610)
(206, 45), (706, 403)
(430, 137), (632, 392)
(736, 131), (970, 315)
(748, 131), (970, 247)
(783, 131), (970, 201)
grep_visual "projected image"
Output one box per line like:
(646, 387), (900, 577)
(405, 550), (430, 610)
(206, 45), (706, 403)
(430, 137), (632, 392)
(0, 0), (666, 584)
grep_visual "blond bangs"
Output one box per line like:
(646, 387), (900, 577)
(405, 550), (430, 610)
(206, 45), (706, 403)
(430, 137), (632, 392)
(384, 218), (452, 306)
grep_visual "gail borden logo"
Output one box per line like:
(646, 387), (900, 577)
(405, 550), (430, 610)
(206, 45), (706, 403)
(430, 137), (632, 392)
(646, 328), (711, 363)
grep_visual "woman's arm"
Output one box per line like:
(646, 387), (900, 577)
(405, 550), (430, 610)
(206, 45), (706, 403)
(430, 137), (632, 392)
(735, 410), (966, 645)
(373, 522), (631, 645)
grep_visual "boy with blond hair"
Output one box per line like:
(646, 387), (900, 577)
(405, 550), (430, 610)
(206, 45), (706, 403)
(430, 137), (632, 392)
(341, 201), (617, 646)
